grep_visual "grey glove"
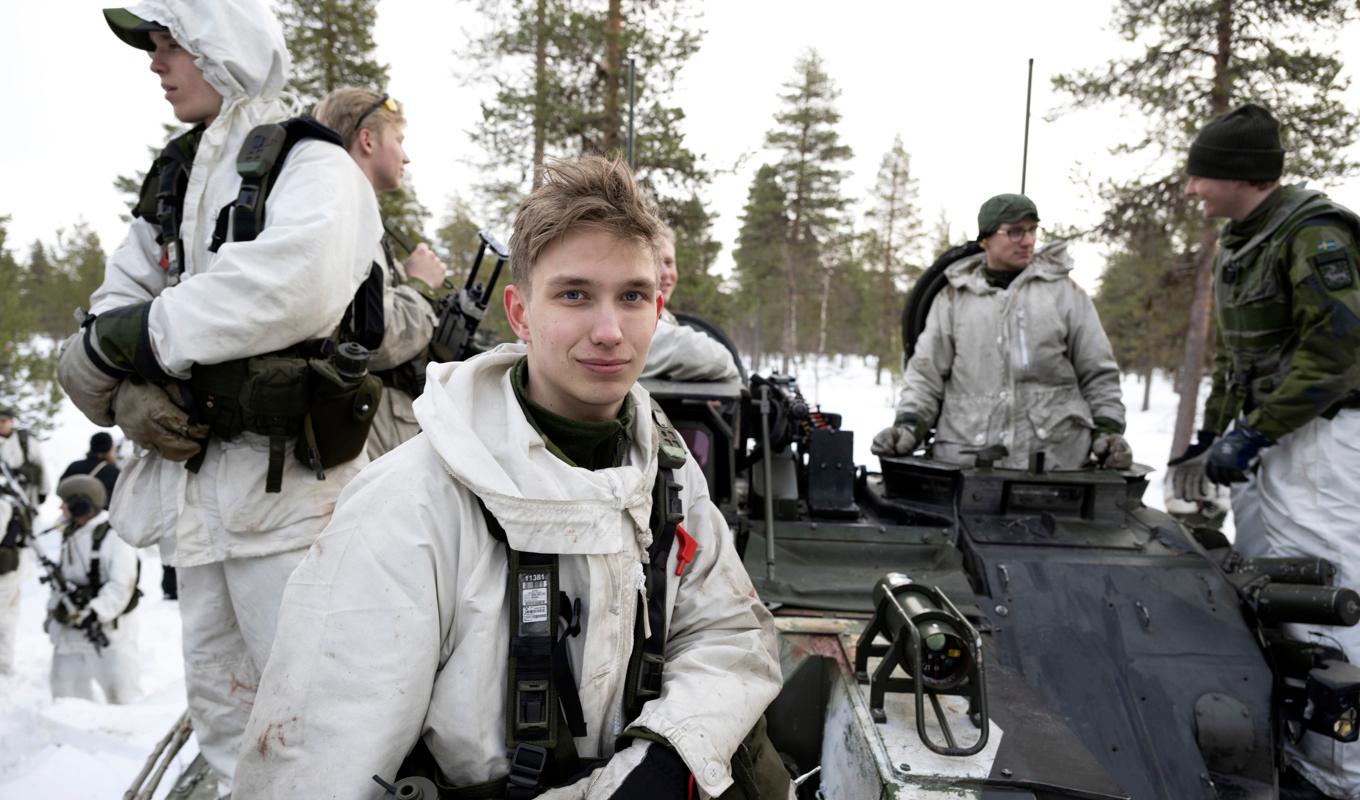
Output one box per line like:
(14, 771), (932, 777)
(871, 425), (918, 456)
(112, 381), (210, 462)
(1167, 431), (1216, 503)
(1091, 432), (1133, 470)
(57, 332), (120, 427)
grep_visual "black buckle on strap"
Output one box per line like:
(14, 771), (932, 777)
(507, 742), (549, 790)
(638, 652), (665, 699)
(515, 680), (551, 732)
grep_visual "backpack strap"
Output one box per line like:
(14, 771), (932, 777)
(88, 521), (143, 625)
(622, 402), (689, 722)
(134, 125), (203, 283)
(475, 498), (587, 798)
(209, 116), (345, 252)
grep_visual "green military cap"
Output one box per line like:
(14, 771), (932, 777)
(977, 193), (1040, 239)
(57, 475), (107, 511)
(0, 405), (15, 419)
(103, 8), (169, 52)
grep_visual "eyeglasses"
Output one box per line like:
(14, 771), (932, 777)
(354, 93), (400, 135)
(998, 225), (1040, 243)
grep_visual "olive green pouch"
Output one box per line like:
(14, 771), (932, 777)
(0, 546), (19, 576)
(296, 359), (382, 472)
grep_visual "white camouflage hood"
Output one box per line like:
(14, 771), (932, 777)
(125, 0), (293, 112)
(412, 344), (659, 555)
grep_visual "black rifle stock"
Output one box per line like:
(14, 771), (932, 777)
(402, 230), (509, 399)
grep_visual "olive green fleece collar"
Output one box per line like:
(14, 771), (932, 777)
(510, 357), (635, 470)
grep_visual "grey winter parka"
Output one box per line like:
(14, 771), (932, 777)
(896, 241), (1125, 470)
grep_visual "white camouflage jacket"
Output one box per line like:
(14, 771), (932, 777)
(640, 309), (740, 382)
(68, 0), (381, 566)
(235, 346), (781, 799)
(897, 241), (1125, 470)
(45, 510), (140, 654)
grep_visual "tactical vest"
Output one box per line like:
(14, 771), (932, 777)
(1208, 186), (1360, 431)
(136, 118), (385, 493)
(79, 521), (143, 626)
(393, 404), (785, 800)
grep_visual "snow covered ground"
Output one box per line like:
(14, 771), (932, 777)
(0, 360), (1201, 797)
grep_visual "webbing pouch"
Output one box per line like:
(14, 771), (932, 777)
(295, 359), (381, 476)
(0, 546), (18, 576)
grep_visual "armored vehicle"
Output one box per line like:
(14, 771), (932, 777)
(639, 294), (1360, 799)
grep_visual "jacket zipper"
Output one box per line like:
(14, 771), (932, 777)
(1016, 306), (1031, 370)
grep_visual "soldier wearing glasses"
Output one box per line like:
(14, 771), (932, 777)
(873, 193), (1131, 471)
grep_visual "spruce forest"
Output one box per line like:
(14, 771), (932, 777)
(3, 0), (1359, 457)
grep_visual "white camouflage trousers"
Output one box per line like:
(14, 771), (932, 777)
(179, 548), (307, 794)
(1232, 410), (1360, 799)
(50, 633), (141, 703)
(0, 566), (20, 674)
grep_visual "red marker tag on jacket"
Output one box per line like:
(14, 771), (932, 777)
(674, 523), (698, 577)
(159, 246), (170, 270)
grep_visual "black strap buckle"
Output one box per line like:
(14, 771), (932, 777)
(515, 680), (551, 732)
(507, 742), (549, 790)
(638, 652), (665, 699)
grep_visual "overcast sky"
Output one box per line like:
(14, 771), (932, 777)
(6, 1), (1360, 295)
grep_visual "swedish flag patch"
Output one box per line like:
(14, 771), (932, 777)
(1317, 239), (1342, 253)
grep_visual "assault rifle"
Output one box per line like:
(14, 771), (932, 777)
(429, 230), (509, 363)
(402, 230), (509, 395)
(1, 462), (110, 652)
(0, 460), (37, 534)
(35, 543), (111, 654)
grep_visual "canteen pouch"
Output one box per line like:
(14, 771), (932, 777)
(295, 358), (382, 473)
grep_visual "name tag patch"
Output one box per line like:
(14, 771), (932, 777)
(1313, 249), (1355, 291)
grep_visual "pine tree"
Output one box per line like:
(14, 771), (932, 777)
(1, 218), (63, 431)
(865, 135), (924, 383)
(278, 0), (389, 106)
(732, 165), (788, 370)
(21, 223), (106, 339)
(466, 0), (714, 273)
(764, 49), (853, 372)
(1054, 0), (1360, 454)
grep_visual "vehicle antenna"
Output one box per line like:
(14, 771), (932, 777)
(1021, 58), (1034, 194)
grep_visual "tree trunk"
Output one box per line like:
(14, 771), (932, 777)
(601, 0), (623, 154)
(1170, 0), (1232, 456)
(531, 0), (549, 188)
(1172, 224), (1219, 452)
(1142, 366), (1153, 412)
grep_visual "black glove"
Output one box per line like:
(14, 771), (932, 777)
(608, 743), (690, 800)
(1205, 421), (1274, 485)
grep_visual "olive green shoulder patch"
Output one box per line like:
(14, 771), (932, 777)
(1312, 249), (1355, 290)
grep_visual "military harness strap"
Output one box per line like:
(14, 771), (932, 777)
(402, 403), (692, 798)
(85, 521), (143, 626)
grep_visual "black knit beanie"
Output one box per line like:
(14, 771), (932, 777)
(1187, 103), (1284, 181)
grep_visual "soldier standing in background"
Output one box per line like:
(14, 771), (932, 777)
(313, 86), (448, 459)
(1171, 103), (1360, 799)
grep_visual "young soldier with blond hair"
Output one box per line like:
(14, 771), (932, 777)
(237, 155), (782, 799)
(315, 86), (447, 457)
